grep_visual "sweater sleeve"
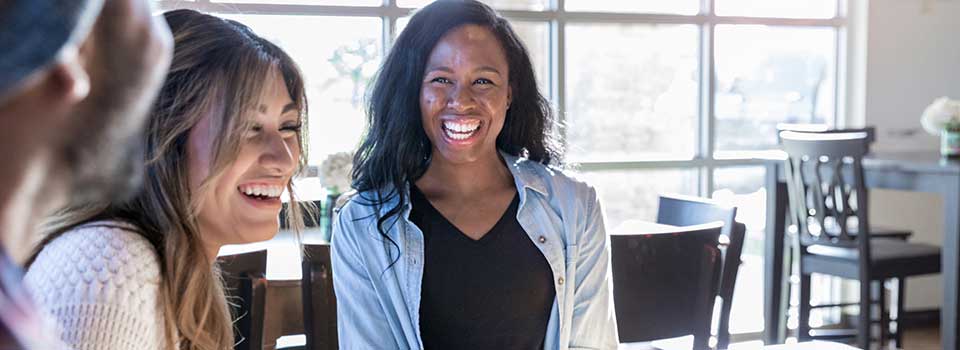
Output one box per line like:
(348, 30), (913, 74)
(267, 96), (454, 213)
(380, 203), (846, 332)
(24, 223), (166, 350)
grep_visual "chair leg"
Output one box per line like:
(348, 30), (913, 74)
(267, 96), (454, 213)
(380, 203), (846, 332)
(859, 279), (871, 350)
(874, 280), (889, 348)
(895, 278), (905, 349)
(799, 273), (812, 342)
(718, 299), (732, 350)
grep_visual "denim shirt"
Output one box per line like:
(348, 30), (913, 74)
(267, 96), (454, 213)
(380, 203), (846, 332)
(331, 152), (619, 350)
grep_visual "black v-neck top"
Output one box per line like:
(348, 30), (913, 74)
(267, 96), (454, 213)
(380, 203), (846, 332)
(409, 185), (555, 350)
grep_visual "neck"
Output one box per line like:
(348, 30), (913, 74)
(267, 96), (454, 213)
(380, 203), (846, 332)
(416, 148), (514, 198)
(0, 152), (64, 263)
(0, 83), (71, 264)
(199, 226), (223, 265)
(204, 243), (220, 266)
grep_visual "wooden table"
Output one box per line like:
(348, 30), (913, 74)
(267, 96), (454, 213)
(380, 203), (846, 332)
(218, 228), (327, 280)
(761, 151), (960, 349)
(761, 341), (860, 349)
(620, 338), (859, 350)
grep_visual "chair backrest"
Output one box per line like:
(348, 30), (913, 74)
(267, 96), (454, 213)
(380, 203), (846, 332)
(657, 194), (737, 237)
(780, 130), (871, 252)
(611, 223), (724, 349)
(301, 244), (337, 350)
(220, 249), (310, 350)
(655, 194), (743, 349)
(775, 124), (877, 146)
(219, 250), (268, 350)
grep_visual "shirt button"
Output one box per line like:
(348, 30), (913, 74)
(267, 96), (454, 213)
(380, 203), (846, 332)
(538, 236), (547, 243)
(558, 277), (565, 285)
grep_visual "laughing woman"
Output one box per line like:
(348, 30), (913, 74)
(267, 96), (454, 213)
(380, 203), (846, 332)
(24, 10), (310, 350)
(332, 1), (618, 349)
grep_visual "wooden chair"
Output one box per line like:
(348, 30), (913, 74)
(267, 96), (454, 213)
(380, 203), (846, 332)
(776, 125), (915, 346)
(301, 244), (337, 350)
(219, 244), (338, 350)
(612, 222), (725, 350)
(656, 194), (747, 350)
(775, 124), (911, 240)
(780, 130), (941, 349)
(219, 249), (272, 350)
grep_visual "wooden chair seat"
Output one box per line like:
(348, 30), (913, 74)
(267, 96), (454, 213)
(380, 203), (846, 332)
(803, 240), (940, 279)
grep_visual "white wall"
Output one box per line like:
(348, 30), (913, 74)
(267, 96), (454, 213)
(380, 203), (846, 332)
(859, 0), (960, 310)
(865, 0), (960, 153)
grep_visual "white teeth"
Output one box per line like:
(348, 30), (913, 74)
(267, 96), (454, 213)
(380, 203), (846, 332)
(446, 130), (470, 140)
(442, 120), (480, 140)
(443, 120), (480, 133)
(239, 184), (283, 198)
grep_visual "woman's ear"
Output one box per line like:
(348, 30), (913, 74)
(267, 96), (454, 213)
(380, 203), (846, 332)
(46, 46), (91, 105)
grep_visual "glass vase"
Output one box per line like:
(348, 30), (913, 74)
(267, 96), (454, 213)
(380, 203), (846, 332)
(942, 129), (960, 158)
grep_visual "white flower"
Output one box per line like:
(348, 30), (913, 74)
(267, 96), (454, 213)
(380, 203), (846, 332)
(921, 96), (960, 135)
(319, 151), (354, 194)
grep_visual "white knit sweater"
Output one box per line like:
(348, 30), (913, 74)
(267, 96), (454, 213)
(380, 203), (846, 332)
(24, 221), (167, 350)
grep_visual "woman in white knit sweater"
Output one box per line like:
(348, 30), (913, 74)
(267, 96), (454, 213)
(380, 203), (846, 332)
(24, 10), (312, 350)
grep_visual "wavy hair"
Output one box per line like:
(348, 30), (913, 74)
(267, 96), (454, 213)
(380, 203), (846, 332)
(28, 9), (310, 350)
(351, 0), (560, 260)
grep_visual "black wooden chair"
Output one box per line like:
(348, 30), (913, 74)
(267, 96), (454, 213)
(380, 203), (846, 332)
(780, 130), (941, 349)
(219, 249), (271, 350)
(776, 125), (915, 346)
(219, 245), (338, 350)
(612, 222), (725, 350)
(301, 244), (337, 350)
(775, 124), (911, 241)
(656, 194), (747, 350)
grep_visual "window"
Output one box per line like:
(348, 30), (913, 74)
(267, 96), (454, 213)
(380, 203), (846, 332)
(156, 0), (846, 341)
(565, 23), (699, 161)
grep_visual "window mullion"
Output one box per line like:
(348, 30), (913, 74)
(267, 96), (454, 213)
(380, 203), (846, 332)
(698, 22), (717, 194)
(553, 0), (567, 157)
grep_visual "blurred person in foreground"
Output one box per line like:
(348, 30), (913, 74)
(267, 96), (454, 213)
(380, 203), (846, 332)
(0, 0), (172, 348)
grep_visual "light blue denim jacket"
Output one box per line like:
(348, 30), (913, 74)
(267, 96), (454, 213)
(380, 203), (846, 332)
(331, 152), (619, 350)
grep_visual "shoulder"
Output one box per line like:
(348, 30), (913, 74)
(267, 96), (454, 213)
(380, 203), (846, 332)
(25, 221), (162, 306)
(510, 157), (598, 201)
(335, 188), (400, 225)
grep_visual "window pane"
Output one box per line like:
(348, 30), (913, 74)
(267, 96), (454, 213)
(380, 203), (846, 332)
(579, 169), (699, 234)
(222, 14), (382, 165)
(398, 0), (548, 11)
(566, 24), (699, 161)
(395, 19), (550, 96)
(713, 25), (836, 154)
(712, 166), (767, 334)
(510, 21), (550, 96)
(716, 0), (837, 19)
(212, 0), (382, 6)
(565, 0), (698, 15)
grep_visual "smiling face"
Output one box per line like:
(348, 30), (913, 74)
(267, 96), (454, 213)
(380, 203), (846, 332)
(420, 24), (511, 165)
(189, 70), (302, 251)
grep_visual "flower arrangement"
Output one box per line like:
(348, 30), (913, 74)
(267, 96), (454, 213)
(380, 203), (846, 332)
(318, 151), (354, 194)
(921, 97), (960, 135)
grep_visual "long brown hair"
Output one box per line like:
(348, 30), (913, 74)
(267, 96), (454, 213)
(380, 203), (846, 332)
(29, 9), (311, 350)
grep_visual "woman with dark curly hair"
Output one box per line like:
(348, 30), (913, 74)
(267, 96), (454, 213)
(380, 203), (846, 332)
(332, 1), (618, 348)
